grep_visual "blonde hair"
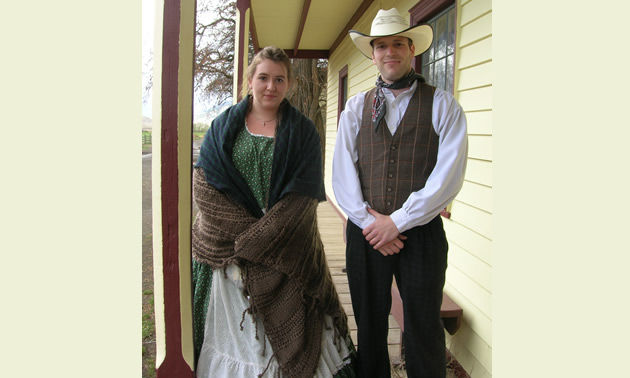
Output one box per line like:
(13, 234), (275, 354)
(240, 46), (293, 99)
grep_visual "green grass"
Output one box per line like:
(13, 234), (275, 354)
(142, 290), (155, 339)
(142, 289), (156, 377)
(142, 131), (152, 153)
(142, 316), (154, 339)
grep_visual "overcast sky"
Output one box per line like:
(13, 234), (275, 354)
(142, 0), (155, 118)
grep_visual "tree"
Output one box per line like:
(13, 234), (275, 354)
(286, 59), (328, 158)
(194, 0), (237, 107)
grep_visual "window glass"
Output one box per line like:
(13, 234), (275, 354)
(435, 58), (446, 90)
(446, 54), (454, 94)
(447, 8), (456, 56)
(435, 15), (447, 60)
(422, 46), (430, 67)
(427, 21), (435, 62)
(420, 5), (456, 93)
(422, 62), (434, 85)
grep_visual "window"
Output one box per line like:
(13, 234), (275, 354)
(337, 65), (348, 127)
(420, 6), (456, 93)
(410, 0), (456, 93)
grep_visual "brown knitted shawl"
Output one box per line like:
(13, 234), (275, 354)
(192, 168), (348, 378)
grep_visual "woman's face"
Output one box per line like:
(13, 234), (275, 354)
(248, 59), (290, 112)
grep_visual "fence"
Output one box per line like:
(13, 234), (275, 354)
(142, 133), (152, 145)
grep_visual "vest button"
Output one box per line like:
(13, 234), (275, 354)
(391, 145), (397, 150)
(389, 159), (395, 163)
(388, 173), (393, 178)
(387, 187), (392, 192)
(386, 201), (392, 206)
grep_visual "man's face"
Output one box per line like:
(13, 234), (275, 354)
(371, 36), (415, 84)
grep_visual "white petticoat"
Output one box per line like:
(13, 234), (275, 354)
(196, 264), (352, 378)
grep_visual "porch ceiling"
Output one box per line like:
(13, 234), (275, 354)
(250, 0), (373, 58)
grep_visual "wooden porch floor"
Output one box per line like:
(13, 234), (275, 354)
(317, 201), (403, 362)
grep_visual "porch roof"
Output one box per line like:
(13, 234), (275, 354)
(248, 0), (373, 58)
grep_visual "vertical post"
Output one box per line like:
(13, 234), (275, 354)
(151, 0), (196, 376)
(234, 0), (251, 103)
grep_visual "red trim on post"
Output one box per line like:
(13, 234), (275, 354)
(236, 0), (251, 102)
(156, 0), (193, 376)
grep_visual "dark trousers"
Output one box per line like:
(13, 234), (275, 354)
(345, 216), (448, 378)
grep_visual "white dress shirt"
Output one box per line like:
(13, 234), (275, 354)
(332, 81), (468, 233)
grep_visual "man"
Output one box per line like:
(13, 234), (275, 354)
(332, 8), (468, 378)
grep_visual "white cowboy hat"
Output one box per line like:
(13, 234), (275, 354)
(349, 8), (433, 59)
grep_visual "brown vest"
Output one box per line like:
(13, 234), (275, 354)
(358, 83), (438, 215)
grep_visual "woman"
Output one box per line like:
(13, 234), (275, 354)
(191, 46), (357, 378)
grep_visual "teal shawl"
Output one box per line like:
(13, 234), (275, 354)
(195, 96), (326, 217)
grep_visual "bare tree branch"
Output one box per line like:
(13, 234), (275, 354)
(194, 0), (237, 106)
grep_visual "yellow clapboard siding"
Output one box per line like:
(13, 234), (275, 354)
(330, 112), (341, 127)
(446, 332), (492, 378)
(446, 256), (492, 316)
(465, 327), (493, 377)
(349, 66), (378, 94)
(448, 242), (491, 292)
(465, 110), (492, 135)
(325, 112), (338, 127)
(444, 219), (492, 264)
(443, 281), (492, 348)
(457, 36), (492, 69)
(445, 265), (492, 326)
(327, 86), (338, 102)
(450, 200), (491, 238)
(446, 323), (492, 378)
(445, 318), (492, 376)
(456, 180), (492, 213)
(325, 109), (338, 124)
(458, 86), (492, 112)
(325, 109), (337, 124)
(458, 61), (492, 91)
(460, 0), (492, 26)
(464, 158), (492, 186)
(471, 365), (492, 378)
(468, 134), (492, 161)
(459, 12), (491, 47)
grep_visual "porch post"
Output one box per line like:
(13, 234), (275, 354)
(235, 0), (251, 102)
(151, 0), (196, 376)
